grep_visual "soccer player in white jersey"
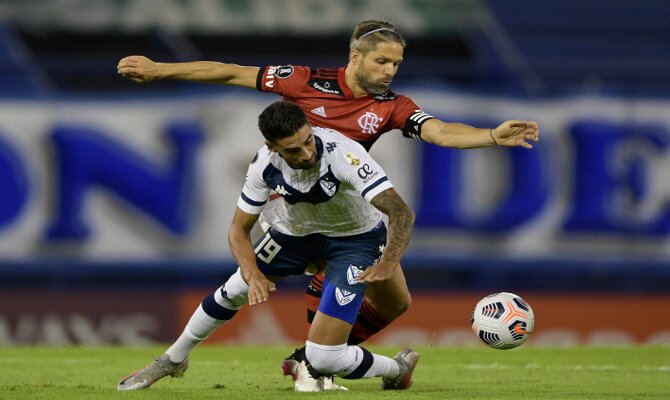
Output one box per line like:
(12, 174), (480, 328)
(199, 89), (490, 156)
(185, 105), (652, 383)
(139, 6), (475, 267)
(117, 101), (419, 392)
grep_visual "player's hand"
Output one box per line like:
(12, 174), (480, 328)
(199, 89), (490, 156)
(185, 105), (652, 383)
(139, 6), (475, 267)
(117, 55), (161, 83)
(244, 272), (276, 306)
(491, 120), (540, 149)
(356, 260), (399, 283)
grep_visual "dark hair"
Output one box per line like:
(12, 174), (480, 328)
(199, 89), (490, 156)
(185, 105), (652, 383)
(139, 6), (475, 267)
(350, 19), (406, 54)
(258, 101), (309, 143)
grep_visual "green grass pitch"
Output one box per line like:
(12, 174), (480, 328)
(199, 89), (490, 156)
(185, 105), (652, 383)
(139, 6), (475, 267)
(0, 345), (668, 399)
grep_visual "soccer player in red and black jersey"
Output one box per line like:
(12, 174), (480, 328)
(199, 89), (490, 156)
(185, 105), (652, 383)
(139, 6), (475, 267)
(118, 19), (539, 391)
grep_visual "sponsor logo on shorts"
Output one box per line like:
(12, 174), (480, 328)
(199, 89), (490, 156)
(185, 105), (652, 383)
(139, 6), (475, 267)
(335, 288), (356, 306)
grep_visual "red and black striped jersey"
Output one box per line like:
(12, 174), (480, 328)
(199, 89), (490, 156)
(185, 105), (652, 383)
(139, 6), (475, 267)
(256, 65), (434, 150)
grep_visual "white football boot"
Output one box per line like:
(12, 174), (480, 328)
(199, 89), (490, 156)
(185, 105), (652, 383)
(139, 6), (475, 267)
(281, 348), (348, 392)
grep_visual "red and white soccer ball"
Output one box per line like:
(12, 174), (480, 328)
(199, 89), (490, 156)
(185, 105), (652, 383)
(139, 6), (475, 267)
(471, 292), (535, 349)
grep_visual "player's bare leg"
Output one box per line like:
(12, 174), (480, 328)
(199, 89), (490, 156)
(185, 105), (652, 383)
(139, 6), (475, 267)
(361, 264), (411, 323)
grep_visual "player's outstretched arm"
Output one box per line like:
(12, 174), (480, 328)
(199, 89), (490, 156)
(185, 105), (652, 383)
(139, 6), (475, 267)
(228, 207), (276, 306)
(419, 118), (540, 149)
(117, 55), (260, 88)
(356, 188), (415, 283)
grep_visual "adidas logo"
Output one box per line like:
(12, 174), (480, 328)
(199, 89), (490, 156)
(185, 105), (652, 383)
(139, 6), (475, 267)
(310, 106), (327, 117)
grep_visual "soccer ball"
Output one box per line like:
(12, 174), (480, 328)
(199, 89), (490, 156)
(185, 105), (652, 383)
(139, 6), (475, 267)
(471, 292), (534, 349)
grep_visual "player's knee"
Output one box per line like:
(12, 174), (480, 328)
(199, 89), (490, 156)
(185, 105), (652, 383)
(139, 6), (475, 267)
(386, 302), (410, 321)
(374, 292), (411, 321)
(305, 342), (346, 375)
(396, 292), (412, 316)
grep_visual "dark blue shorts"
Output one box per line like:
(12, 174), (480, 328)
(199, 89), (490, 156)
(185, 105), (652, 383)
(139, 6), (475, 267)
(253, 224), (387, 323)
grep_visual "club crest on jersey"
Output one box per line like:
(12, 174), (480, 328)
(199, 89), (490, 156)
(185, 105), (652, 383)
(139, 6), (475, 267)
(343, 152), (360, 165)
(335, 288), (356, 306)
(346, 265), (364, 285)
(319, 179), (336, 197)
(358, 112), (383, 134)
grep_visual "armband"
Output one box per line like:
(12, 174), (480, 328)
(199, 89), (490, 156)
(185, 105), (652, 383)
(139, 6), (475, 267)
(401, 110), (434, 140)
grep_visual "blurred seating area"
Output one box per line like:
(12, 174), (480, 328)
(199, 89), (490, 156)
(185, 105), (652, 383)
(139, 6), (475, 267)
(483, 0), (670, 96)
(0, 0), (667, 98)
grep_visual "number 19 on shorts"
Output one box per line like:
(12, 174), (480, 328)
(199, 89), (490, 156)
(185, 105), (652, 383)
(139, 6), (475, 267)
(254, 234), (282, 263)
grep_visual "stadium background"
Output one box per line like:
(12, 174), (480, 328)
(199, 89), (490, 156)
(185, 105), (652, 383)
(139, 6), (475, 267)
(1, 0), (669, 347)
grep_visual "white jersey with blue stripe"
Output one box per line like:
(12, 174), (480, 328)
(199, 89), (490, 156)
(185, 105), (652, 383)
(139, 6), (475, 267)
(237, 127), (393, 237)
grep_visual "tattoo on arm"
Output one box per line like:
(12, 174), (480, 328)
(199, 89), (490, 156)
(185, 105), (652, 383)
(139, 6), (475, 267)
(371, 188), (415, 263)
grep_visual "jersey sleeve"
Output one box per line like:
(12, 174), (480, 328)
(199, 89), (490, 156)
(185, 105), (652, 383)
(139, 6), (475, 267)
(256, 65), (311, 98)
(237, 152), (270, 214)
(389, 95), (435, 141)
(332, 139), (393, 203)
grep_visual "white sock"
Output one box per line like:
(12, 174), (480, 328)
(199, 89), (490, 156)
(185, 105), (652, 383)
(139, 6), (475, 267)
(165, 304), (226, 363)
(305, 341), (399, 379)
(372, 353), (401, 379)
(165, 269), (249, 363)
